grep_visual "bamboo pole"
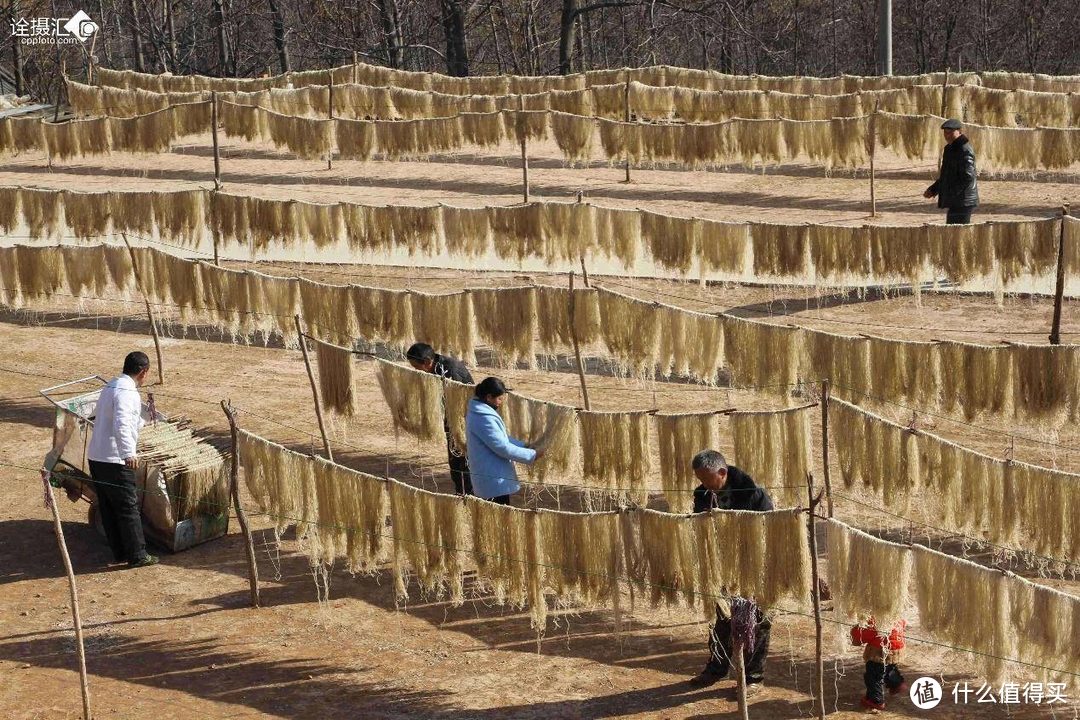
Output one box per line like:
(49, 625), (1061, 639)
(567, 272), (591, 411)
(519, 94), (529, 203)
(819, 379), (834, 517)
(41, 472), (91, 720)
(210, 92), (222, 190)
(622, 76), (632, 183)
(806, 472), (826, 720)
(1049, 205), (1070, 345)
(293, 315), (333, 461)
(120, 234), (164, 385)
(220, 400), (260, 607)
(326, 77), (334, 170)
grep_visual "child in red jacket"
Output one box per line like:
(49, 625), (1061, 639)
(851, 618), (907, 712)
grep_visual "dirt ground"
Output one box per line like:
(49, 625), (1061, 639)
(2, 137), (1079, 719)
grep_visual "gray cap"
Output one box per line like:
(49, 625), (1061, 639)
(941, 118), (963, 130)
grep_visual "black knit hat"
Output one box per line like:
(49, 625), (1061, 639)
(475, 376), (509, 399)
(941, 118), (963, 130)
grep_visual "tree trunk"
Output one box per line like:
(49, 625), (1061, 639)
(488, 4), (504, 74)
(165, 0), (178, 72)
(267, 0), (291, 72)
(10, 0), (24, 95)
(378, 0), (402, 68)
(559, 0), (576, 75)
(212, 0), (231, 76)
(129, 0), (145, 72)
(440, 0), (469, 76)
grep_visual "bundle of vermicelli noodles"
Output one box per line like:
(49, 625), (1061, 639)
(467, 496), (547, 629)
(442, 378), (472, 455)
(866, 334), (939, 405)
(805, 330), (871, 397)
(655, 411), (718, 512)
(595, 287), (660, 377)
(592, 205), (642, 268)
(699, 219), (749, 276)
(657, 304), (724, 384)
(809, 225), (872, 283)
(540, 509), (620, 610)
(351, 284), (412, 346)
(502, 392), (579, 482)
(534, 285), (601, 353)
(313, 337), (356, 417)
(1010, 343), (1079, 423)
(1008, 461), (1080, 565)
(388, 478), (466, 603)
(826, 519), (911, 626)
(265, 109), (333, 160)
(298, 278), (353, 344)
(729, 406), (813, 509)
(936, 340), (1015, 420)
(828, 397), (920, 509)
(220, 100), (268, 142)
(540, 201), (595, 262)
(549, 111), (595, 163)
(375, 358), (445, 442)
(752, 222), (809, 277)
(236, 429), (317, 533)
(578, 411), (652, 503)
(636, 508), (698, 608)
(410, 290), (476, 363)
(470, 286), (537, 368)
(641, 211), (698, 274)
(309, 457), (387, 572)
(722, 315), (805, 391)
(1008, 574), (1080, 678)
(1066, 216), (1080, 277)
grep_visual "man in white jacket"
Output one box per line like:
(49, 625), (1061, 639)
(87, 351), (157, 567)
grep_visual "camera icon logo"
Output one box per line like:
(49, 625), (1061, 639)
(63, 10), (98, 42)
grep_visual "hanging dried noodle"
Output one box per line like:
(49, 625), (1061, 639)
(375, 358), (445, 442)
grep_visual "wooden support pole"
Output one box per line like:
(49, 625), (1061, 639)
(567, 272), (591, 411)
(352, 51), (359, 84)
(806, 472), (827, 720)
(210, 92), (222, 190)
(42, 474), (91, 720)
(576, 191), (591, 286)
(622, 76), (632, 183)
(121, 234), (164, 385)
(519, 94), (529, 203)
(940, 66), (951, 118)
(326, 77), (334, 170)
(869, 104), (878, 218)
(220, 400), (260, 607)
(732, 633), (751, 720)
(1050, 204), (1070, 345)
(293, 314), (333, 461)
(819, 379), (834, 518)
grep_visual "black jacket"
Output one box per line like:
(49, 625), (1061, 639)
(432, 353), (473, 384)
(692, 465), (774, 513)
(927, 135), (979, 209)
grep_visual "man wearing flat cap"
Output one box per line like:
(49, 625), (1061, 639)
(923, 118), (979, 224)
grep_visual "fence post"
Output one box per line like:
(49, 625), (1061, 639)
(120, 234), (165, 385)
(819, 379), (835, 517)
(806, 472), (827, 720)
(622, 75), (632, 183)
(519, 94), (529, 203)
(1050, 204), (1070, 344)
(293, 315), (334, 461)
(869, 103), (879, 218)
(220, 400), (261, 607)
(327, 77), (334, 170)
(568, 272), (591, 410)
(211, 92), (222, 190)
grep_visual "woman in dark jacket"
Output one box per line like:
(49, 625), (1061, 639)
(924, 118), (979, 224)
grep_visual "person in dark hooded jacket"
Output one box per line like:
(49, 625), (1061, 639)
(407, 342), (474, 495)
(923, 118), (979, 224)
(689, 449), (774, 693)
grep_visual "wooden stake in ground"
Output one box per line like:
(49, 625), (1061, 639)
(210, 92), (222, 190)
(806, 471), (827, 720)
(940, 67), (951, 118)
(1049, 204), (1070, 345)
(567, 272), (591, 410)
(293, 315), (334, 461)
(868, 102), (879, 218)
(622, 77), (632, 183)
(576, 191), (591, 286)
(120, 234), (165, 384)
(352, 51), (358, 84)
(730, 599), (752, 720)
(326, 77), (334, 170)
(819, 379), (834, 517)
(518, 94), (529, 203)
(41, 471), (91, 720)
(220, 400), (261, 608)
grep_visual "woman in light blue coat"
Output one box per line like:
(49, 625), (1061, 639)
(465, 377), (537, 504)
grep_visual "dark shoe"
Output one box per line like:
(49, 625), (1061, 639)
(689, 667), (727, 687)
(860, 696), (886, 712)
(128, 554), (159, 568)
(889, 682), (908, 696)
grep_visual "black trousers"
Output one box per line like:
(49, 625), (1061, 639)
(706, 601), (771, 683)
(946, 207), (974, 224)
(88, 460), (148, 563)
(447, 439), (473, 496)
(864, 661), (905, 704)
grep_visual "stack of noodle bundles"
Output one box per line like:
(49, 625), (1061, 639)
(374, 359), (445, 442)
(534, 285), (601, 354)
(722, 316), (805, 391)
(655, 411), (718, 512)
(656, 304), (724, 384)
(351, 284), (412, 346)
(470, 286), (537, 368)
(502, 392), (579, 482)
(540, 509), (620, 611)
(410, 290), (476, 364)
(912, 544), (1013, 684)
(577, 410), (652, 504)
(313, 338), (356, 416)
(826, 519), (911, 626)
(467, 496), (547, 629)
(728, 406), (813, 509)
(388, 479), (466, 603)
(236, 429), (318, 533)
(595, 287), (660, 377)
(310, 457), (387, 572)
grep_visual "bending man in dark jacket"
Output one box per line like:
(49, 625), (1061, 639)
(923, 118), (979, 225)
(689, 449), (774, 694)
(406, 342), (474, 495)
